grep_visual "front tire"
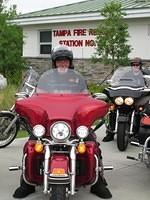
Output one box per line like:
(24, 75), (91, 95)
(117, 122), (129, 151)
(50, 185), (69, 200)
(0, 112), (19, 148)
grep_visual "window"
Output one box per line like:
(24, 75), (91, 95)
(40, 31), (52, 54)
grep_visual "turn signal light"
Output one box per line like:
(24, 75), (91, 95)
(77, 142), (86, 154)
(34, 142), (43, 153)
(139, 106), (144, 111)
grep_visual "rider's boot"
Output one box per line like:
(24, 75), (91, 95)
(90, 174), (112, 199)
(102, 131), (115, 142)
(13, 178), (35, 198)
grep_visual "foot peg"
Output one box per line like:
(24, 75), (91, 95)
(9, 166), (22, 171)
(130, 141), (140, 147)
(103, 166), (113, 170)
(127, 156), (138, 161)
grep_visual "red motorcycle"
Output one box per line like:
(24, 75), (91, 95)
(10, 69), (112, 199)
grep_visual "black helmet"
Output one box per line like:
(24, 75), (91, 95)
(51, 45), (74, 69)
(131, 57), (143, 69)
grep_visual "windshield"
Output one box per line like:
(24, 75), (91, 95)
(36, 69), (88, 94)
(110, 66), (145, 88)
(20, 67), (40, 94)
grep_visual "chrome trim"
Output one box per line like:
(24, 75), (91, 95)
(43, 145), (51, 194)
(48, 176), (70, 184)
(143, 136), (150, 166)
(91, 154), (99, 185)
(50, 174), (68, 177)
(42, 138), (79, 146)
(103, 166), (114, 170)
(70, 145), (76, 195)
(114, 109), (119, 133)
(22, 153), (36, 186)
(50, 121), (71, 143)
(129, 110), (135, 134)
(109, 86), (144, 91)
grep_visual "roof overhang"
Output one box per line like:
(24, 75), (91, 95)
(10, 8), (150, 26)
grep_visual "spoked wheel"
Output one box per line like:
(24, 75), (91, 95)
(0, 112), (19, 148)
(117, 122), (129, 151)
(50, 185), (69, 200)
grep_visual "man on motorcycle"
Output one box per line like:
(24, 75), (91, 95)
(102, 57), (150, 142)
(13, 45), (112, 199)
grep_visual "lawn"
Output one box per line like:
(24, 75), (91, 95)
(16, 130), (29, 138)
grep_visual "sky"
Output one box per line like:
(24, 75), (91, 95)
(6, 0), (87, 14)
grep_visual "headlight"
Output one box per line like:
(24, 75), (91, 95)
(124, 97), (134, 106)
(33, 124), (45, 138)
(76, 126), (89, 139)
(50, 122), (71, 142)
(115, 97), (124, 105)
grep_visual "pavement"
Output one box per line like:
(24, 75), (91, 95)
(0, 125), (150, 200)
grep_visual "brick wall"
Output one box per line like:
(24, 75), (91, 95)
(25, 57), (112, 84)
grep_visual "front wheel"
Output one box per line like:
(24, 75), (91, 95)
(50, 185), (69, 200)
(0, 112), (19, 148)
(117, 122), (129, 151)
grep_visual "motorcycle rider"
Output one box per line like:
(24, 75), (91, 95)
(13, 45), (112, 199)
(102, 57), (150, 142)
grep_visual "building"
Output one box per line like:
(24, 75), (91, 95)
(12, 0), (150, 81)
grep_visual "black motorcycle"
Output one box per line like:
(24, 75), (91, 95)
(104, 66), (148, 151)
(127, 102), (150, 167)
(0, 67), (39, 148)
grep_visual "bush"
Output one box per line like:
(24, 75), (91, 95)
(88, 82), (107, 94)
(0, 84), (17, 110)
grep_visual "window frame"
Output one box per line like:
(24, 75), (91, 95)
(39, 30), (52, 56)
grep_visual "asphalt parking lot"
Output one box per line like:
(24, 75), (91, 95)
(0, 125), (150, 200)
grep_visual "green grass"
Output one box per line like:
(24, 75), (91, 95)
(16, 130), (29, 138)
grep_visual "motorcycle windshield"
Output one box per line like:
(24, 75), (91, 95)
(110, 66), (145, 88)
(36, 69), (88, 94)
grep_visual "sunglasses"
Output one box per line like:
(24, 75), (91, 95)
(131, 63), (140, 67)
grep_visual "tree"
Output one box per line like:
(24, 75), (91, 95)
(0, 0), (25, 85)
(94, 1), (131, 70)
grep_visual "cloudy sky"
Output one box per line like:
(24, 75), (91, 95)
(6, 0), (87, 13)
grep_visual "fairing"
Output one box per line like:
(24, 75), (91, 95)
(15, 93), (108, 132)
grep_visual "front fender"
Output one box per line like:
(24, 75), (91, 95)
(49, 154), (70, 184)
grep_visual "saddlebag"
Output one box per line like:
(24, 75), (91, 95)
(138, 116), (150, 145)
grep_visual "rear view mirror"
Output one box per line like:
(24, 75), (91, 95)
(106, 79), (112, 84)
(93, 93), (108, 101)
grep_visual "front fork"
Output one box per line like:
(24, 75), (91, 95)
(113, 109), (135, 135)
(43, 145), (51, 194)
